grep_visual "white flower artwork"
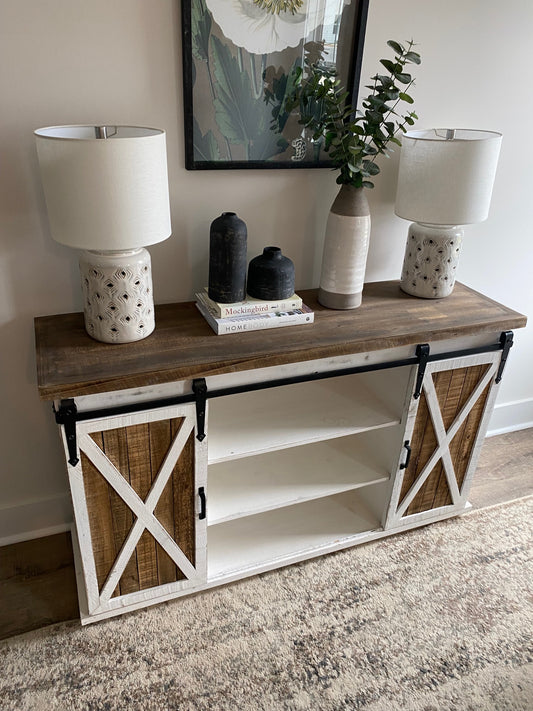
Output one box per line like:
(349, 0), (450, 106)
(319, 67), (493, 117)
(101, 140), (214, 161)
(205, 0), (351, 55)
(184, 0), (365, 167)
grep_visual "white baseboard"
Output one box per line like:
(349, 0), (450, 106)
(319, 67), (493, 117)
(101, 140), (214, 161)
(487, 397), (533, 437)
(0, 494), (72, 547)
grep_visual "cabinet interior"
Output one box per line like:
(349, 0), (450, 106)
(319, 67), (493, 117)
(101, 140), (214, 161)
(206, 367), (412, 581)
(208, 367), (409, 463)
(207, 488), (386, 581)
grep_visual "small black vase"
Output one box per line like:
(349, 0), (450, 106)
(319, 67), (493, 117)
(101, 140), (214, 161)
(247, 247), (295, 301)
(208, 212), (247, 303)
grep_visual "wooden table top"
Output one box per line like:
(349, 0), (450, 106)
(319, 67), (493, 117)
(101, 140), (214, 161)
(34, 281), (527, 400)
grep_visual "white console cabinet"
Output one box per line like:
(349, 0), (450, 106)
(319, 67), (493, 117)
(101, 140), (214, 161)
(34, 282), (526, 624)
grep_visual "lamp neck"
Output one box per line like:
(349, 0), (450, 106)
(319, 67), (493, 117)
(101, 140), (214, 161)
(84, 247), (145, 257)
(416, 223), (461, 230)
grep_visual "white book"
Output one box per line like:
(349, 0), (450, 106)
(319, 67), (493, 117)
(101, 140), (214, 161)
(196, 296), (314, 335)
(198, 289), (303, 318)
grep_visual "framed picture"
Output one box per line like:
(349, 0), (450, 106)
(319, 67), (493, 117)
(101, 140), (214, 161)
(182, 0), (369, 170)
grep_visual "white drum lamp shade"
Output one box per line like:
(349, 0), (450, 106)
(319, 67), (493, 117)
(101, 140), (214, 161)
(35, 125), (172, 342)
(395, 129), (502, 298)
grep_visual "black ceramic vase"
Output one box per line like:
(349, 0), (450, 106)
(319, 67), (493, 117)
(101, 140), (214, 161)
(247, 247), (295, 301)
(208, 212), (247, 303)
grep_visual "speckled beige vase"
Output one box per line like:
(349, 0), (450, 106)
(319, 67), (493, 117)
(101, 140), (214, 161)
(318, 185), (371, 309)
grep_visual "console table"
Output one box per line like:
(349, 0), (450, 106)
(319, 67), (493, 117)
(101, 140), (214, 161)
(34, 281), (526, 625)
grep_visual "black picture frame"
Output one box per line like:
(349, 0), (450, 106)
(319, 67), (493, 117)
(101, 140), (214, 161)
(182, 0), (369, 171)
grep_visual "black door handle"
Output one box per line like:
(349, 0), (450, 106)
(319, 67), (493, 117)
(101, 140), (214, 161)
(198, 487), (206, 520)
(400, 441), (412, 470)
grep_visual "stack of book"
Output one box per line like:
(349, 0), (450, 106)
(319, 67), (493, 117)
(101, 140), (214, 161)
(195, 289), (314, 335)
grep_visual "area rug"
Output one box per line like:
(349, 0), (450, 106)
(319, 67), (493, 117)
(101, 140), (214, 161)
(1, 497), (532, 711)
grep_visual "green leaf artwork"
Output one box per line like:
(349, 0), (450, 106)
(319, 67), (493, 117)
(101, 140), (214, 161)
(192, 118), (221, 162)
(191, 0), (211, 62)
(184, 0), (368, 167)
(209, 36), (286, 161)
(210, 36), (256, 146)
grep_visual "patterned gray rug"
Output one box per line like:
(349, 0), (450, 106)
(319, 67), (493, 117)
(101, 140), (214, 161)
(1, 497), (532, 711)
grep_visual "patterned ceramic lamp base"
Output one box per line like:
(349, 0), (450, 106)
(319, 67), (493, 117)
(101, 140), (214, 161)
(80, 248), (155, 343)
(400, 223), (463, 299)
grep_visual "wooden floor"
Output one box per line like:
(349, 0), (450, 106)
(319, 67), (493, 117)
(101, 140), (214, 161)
(469, 429), (533, 509)
(1, 428), (531, 641)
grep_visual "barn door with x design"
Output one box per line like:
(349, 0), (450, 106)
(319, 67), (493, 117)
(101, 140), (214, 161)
(386, 352), (501, 528)
(66, 403), (207, 620)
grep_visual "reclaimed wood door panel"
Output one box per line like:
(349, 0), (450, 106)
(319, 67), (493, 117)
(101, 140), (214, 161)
(63, 404), (207, 619)
(386, 353), (500, 527)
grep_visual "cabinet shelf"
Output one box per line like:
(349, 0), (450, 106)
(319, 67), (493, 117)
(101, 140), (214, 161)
(207, 434), (390, 525)
(207, 490), (381, 581)
(208, 371), (403, 464)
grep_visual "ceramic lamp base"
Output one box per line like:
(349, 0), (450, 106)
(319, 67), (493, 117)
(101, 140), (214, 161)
(80, 248), (155, 343)
(400, 223), (463, 299)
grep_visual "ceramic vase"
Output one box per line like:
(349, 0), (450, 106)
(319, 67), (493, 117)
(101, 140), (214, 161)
(318, 185), (371, 309)
(247, 247), (295, 300)
(208, 212), (247, 303)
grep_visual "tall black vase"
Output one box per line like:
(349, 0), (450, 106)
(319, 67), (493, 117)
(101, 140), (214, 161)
(208, 212), (247, 304)
(247, 246), (295, 301)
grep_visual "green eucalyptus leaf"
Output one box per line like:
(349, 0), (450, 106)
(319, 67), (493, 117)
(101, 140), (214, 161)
(395, 72), (412, 84)
(380, 89), (400, 101)
(373, 75), (395, 88)
(405, 51), (422, 64)
(380, 59), (397, 73)
(362, 160), (380, 175)
(367, 96), (387, 109)
(362, 181), (375, 189)
(365, 110), (383, 123)
(399, 92), (414, 104)
(387, 40), (404, 55)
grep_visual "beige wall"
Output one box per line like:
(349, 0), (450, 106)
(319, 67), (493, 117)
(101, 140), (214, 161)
(1, 0), (531, 542)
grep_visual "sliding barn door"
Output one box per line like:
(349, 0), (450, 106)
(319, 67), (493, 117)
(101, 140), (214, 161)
(386, 352), (500, 528)
(63, 404), (207, 622)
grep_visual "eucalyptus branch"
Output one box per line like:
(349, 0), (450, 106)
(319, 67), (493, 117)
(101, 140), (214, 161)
(273, 39), (421, 188)
(365, 78), (417, 162)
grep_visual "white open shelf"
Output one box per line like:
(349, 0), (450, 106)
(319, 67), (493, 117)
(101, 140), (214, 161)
(207, 433), (390, 525)
(208, 372), (402, 464)
(207, 490), (381, 580)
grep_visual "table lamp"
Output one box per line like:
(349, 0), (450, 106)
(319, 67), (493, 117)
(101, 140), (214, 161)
(35, 125), (172, 343)
(395, 128), (502, 298)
